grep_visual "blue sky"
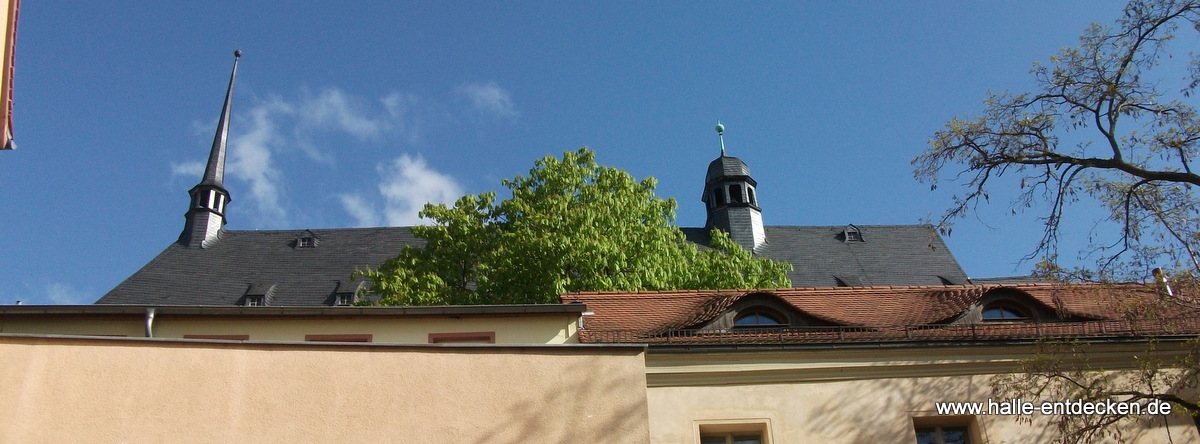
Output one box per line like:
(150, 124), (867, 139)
(0, 1), (1141, 304)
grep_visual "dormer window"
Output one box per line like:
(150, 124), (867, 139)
(733, 310), (786, 328)
(242, 283), (276, 307)
(331, 280), (367, 306)
(294, 230), (320, 249)
(982, 303), (1028, 321)
(842, 225), (864, 242)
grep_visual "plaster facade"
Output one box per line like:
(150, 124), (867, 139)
(645, 343), (1200, 444)
(0, 335), (648, 443)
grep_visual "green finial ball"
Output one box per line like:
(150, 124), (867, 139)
(715, 122), (725, 134)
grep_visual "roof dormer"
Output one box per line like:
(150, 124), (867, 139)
(295, 229), (320, 249)
(840, 224), (864, 243)
(240, 283), (276, 306)
(692, 292), (839, 332)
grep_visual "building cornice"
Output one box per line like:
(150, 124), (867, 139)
(644, 338), (1197, 387)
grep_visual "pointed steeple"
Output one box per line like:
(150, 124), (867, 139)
(702, 122), (767, 251)
(180, 50), (241, 248)
(200, 50), (240, 187)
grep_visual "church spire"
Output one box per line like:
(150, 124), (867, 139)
(180, 50), (241, 248)
(200, 49), (240, 187)
(702, 122), (767, 252)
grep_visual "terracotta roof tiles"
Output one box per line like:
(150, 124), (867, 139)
(563, 283), (1200, 345)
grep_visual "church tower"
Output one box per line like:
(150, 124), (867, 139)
(702, 122), (766, 252)
(180, 50), (240, 248)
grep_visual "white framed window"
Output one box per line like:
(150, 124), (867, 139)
(244, 296), (264, 306)
(696, 420), (771, 444)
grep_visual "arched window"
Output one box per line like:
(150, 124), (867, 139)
(712, 188), (726, 206)
(734, 310), (786, 327)
(747, 187), (756, 205)
(982, 303), (1028, 321)
(729, 184), (744, 203)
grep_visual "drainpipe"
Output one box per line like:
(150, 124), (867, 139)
(1153, 267), (1174, 298)
(145, 308), (156, 338)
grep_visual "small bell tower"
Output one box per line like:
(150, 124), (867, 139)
(180, 50), (240, 248)
(702, 122), (766, 251)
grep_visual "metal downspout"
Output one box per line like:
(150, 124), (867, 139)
(145, 308), (156, 338)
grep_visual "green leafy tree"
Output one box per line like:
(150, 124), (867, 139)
(914, 1), (1200, 441)
(357, 147), (791, 305)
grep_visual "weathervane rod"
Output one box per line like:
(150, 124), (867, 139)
(716, 121), (726, 156)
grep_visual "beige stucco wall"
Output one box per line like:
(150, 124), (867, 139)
(0, 313), (579, 344)
(646, 344), (1200, 444)
(157, 314), (578, 343)
(0, 335), (648, 443)
(0, 315), (146, 337)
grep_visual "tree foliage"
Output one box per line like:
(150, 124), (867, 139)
(915, 1), (1200, 440)
(913, 0), (1200, 282)
(356, 147), (791, 305)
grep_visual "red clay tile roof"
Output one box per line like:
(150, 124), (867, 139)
(562, 283), (1200, 345)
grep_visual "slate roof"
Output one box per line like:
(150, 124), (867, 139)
(683, 224), (969, 287)
(97, 227), (423, 306)
(98, 223), (970, 306)
(103, 224), (961, 305)
(563, 284), (1200, 345)
(705, 155), (751, 183)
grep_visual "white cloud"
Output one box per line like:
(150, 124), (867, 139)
(338, 193), (380, 228)
(379, 155), (464, 226)
(46, 282), (88, 305)
(456, 82), (518, 118)
(339, 155), (464, 226)
(170, 161), (205, 179)
(228, 98), (290, 224)
(298, 89), (385, 140)
(195, 88), (421, 227)
(381, 92), (421, 144)
(172, 87), (454, 228)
